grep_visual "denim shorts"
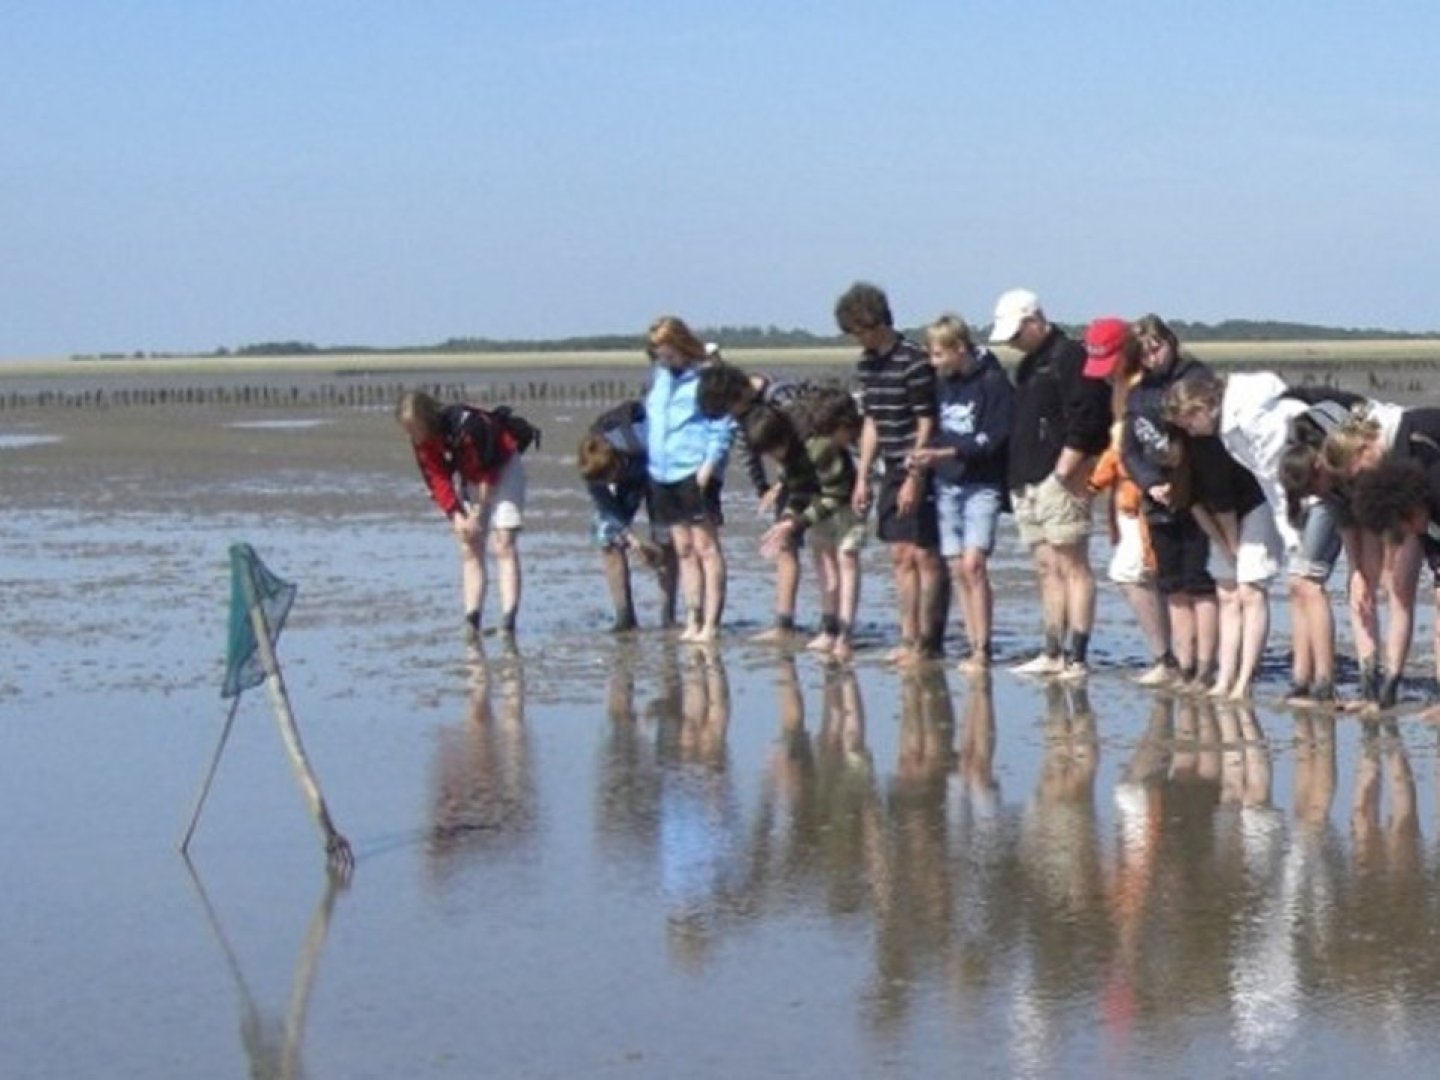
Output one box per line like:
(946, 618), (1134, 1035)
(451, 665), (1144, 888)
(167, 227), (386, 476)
(1286, 496), (1342, 583)
(936, 482), (1002, 558)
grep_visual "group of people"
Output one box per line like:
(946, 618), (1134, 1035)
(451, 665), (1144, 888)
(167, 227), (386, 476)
(398, 283), (1440, 711)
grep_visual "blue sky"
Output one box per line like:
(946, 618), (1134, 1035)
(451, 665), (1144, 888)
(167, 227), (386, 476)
(3, 1), (1438, 358)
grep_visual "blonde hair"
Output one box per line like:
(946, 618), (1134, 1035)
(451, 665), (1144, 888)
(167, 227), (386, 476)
(647, 315), (708, 362)
(1161, 371), (1224, 424)
(1321, 415), (1383, 473)
(925, 313), (975, 352)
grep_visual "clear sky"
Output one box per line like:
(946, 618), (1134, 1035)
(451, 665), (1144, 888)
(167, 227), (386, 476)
(3, 0), (1438, 358)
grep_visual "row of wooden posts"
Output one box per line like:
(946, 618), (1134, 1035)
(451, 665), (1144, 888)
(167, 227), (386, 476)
(1, 362), (1433, 413)
(0, 378), (649, 412)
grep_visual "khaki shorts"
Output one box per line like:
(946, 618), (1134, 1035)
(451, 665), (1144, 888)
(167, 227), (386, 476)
(1011, 474), (1093, 548)
(808, 505), (867, 553)
(1207, 506), (1282, 586)
(464, 456), (526, 531)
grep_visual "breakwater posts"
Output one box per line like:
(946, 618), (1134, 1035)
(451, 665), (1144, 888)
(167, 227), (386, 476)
(0, 378), (651, 413)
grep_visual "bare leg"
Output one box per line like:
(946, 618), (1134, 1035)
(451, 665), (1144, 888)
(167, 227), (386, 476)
(1288, 576), (1315, 688)
(1194, 592), (1219, 675)
(457, 525), (487, 625)
(691, 522), (727, 640)
(808, 544), (839, 651)
(601, 547), (636, 628)
(1230, 583), (1270, 699)
(1383, 535), (1422, 681)
(959, 549), (993, 664)
(671, 524), (702, 639)
(917, 547), (946, 656)
(834, 548), (861, 662)
(1347, 529), (1382, 677)
(490, 528), (521, 632)
(1212, 582), (1241, 696)
(1169, 593), (1196, 672)
(889, 542), (921, 657)
(655, 542), (679, 627)
(1121, 581), (1169, 660)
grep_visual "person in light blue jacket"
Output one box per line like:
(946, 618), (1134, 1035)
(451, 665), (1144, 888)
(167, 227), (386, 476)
(646, 315), (736, 642)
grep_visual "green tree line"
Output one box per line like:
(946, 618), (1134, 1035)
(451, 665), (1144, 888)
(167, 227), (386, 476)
(71, 319), (1435, 362)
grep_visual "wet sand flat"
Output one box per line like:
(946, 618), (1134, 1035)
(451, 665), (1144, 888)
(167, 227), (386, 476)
(4, 364), (1440, 1077)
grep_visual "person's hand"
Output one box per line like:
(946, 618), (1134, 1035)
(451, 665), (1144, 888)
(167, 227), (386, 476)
(628, 534), (664, 569)
(696, 463), (714, 491)
(451, 507), (483, 541)
(1051, 470), (1087, 500)
(759, 518), (795, 560)
(897, 471), (921, 516)
(1148, 483), (1172, 508)
(757, 484), (781, 514)
(852, 476), (871, 516)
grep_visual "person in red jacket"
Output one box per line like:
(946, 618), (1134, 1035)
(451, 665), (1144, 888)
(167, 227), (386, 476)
(397, 390), (526, 642)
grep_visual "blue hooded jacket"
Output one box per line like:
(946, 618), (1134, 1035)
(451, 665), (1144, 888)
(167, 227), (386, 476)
(646, 364), (736, 484)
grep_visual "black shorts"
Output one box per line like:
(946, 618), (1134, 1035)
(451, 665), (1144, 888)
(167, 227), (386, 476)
(876, 465), (938, 548)
(650, 475), (724, 528)
(1148, 511), (1215, 596)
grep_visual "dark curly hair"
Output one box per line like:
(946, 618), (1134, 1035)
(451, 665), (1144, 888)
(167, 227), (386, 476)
(696, 362), (754, 418)
(1349, 456), (1432, 542)
(833, 281), (893, 334)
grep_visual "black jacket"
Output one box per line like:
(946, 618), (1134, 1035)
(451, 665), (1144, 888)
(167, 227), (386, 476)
(1122, 353), (1212, 522)
(1007, 328), (1111, 488)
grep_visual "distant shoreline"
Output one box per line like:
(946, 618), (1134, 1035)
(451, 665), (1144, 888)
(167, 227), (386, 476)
(4, 338), (1440, 380)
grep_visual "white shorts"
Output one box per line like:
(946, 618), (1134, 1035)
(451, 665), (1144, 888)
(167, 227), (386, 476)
(465, 456), (526, 530)
(1108, 513), (1150, 585)
(1207, 506), (1281, 586)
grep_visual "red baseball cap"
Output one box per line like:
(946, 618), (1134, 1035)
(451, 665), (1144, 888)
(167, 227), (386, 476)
(1083, 317), (1129, 378)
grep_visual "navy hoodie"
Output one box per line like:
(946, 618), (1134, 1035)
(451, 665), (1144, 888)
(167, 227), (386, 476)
(930, 349), (1014, 487)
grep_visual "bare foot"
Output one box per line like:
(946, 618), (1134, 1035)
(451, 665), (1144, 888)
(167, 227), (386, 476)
(886, 642), (916, 665)
(832, 638), (854, 663)
(1227, 682), (1252, 703)
(694, 625), (720, 644)
(957, 655), (990, 677)
(751, 625), (794, 644)
(1208, 678), (1233, 699)
(807, 633), (837, 653)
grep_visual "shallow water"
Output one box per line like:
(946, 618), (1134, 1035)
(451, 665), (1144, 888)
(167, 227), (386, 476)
(4, 398), (1440, 1078)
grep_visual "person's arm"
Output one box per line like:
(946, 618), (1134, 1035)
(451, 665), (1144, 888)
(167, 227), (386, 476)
(739, 429), (771, 498)
(413, 438), (464, 519)
(697, 413), (736, 490)
(853, 415), (878, 513)
(898, 414), (933, 515)
(1122, 409), (1169, 496)
(1056, 358), (1112, 491)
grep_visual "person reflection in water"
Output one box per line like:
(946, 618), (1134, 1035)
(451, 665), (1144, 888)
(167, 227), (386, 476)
(594, 651), (664, 869)
(870, 667), (956, 1030)
(1018, 682), (1104, 973)
(427, 647), (532, 869)
(656, 647), (738, 970)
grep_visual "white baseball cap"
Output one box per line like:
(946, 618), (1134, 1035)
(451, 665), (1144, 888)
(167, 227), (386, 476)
(989, 288), (1041, 344)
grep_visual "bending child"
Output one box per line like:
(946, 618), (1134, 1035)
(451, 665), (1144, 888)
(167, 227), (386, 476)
(397, 389), (529, 642)
(577, 399), (679, 631)
(755, 390), (865, 662)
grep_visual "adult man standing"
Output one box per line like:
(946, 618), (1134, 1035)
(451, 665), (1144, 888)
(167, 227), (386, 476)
(836, 281), (946, 662)
(991, 288), (1112, 677)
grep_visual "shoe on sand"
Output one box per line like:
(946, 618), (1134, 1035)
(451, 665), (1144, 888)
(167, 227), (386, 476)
(1134, 662), (1174, 688)
(1011, 653), (1064, 677)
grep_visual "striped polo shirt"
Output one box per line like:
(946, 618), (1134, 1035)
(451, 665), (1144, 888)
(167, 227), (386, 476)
(854, 335), (937, 464)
